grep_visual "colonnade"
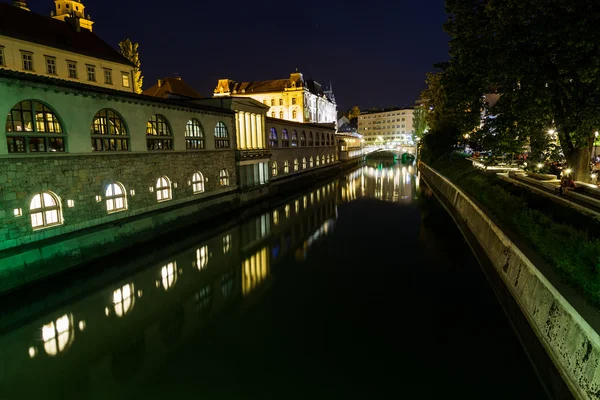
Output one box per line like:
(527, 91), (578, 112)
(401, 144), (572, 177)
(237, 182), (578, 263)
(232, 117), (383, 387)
(236, 111), (265, 149)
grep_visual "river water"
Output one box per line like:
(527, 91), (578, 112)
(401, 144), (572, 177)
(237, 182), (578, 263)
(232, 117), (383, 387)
(0, 162), (547, 399)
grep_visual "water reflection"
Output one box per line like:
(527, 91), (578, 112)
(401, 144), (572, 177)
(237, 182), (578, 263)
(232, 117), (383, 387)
(2, 162), (418, 399)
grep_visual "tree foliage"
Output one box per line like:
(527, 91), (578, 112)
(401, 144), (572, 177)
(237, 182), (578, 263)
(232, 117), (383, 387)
(119, 38), (144, 94)
(443, 0), (600, 180)
(346, 105), (361, 121)
(412, 106), (428, 139)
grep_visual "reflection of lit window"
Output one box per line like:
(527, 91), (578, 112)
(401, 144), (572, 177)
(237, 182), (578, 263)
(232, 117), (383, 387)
(113, 283), (135, 317)
(303, 196), (307, 209)
(160, 262), (177, 290)
(196, 246), (209, 270)
(310, 193), (314, 205)
(295, 200), (299, 213)
(242, 247), (268, 295)
(222, 271), (234, 297)
(195, 285), (212, 311)
(273, 210), (279, 225)
(285, 204), (290, 218)
(42, 314), (74, 356)
(222, 234), (231, 254)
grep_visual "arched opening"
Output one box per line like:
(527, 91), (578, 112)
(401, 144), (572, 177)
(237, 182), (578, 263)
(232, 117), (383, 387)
(30, 191), (62, 229)
(192, 172), (205, 194)
(214, 122), (230, 148)
(269, 127), (278, 147)
(146, 114), (172, 150)
(156, 176), (172, 202)
(219, 169), (229, 186)
(6, 100), (65, 153)
(91, 108), (128, 151)
(185, 118), (205, 149)
(106, 182), (127, 213)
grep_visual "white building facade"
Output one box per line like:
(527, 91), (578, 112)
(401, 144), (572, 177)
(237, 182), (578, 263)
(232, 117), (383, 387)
(358, 108), (414, 145)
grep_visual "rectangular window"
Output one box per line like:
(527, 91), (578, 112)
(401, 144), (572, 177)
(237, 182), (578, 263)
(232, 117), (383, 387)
(270, 99), (275, 106)
(121, 72), (130, 87)
(67, 61), (78, 78)
(279, 99), (283, 106)
(45, 57), (57, 75)
(292, 97), (296, 105)
(87, 65), (96, 81)
(0, 47), (4, 66)
(21, 52), (33, 71)
(104, 68), (112, 84)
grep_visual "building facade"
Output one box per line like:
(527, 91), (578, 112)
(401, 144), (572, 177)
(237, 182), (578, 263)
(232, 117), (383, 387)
(213, 71), (337, 126)
(358, 108), (414, 145)
(0, 1), (134, 93)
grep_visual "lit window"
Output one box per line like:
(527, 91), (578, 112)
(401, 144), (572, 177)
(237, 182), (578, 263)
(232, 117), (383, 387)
(326, 155), (330, 163)
(302, 157), (307, 169)
(196, 246), (209, 270)
(316, 156), (320, 166)
(160, 262), (177, 291)
(322, 155), (325, 165)
(104, 68), (112, 84)
(106, 182), (127, 213)
(112, 283), (135, 317)
(279, 111), (283, 119)
(6, 100), (65, 153)
(219, 169), (229, 186)
(281, 129), (289, 147)
(271, 111), (275, 118)
(291, 130), (298, 147)
(284, 160), (289, 174)
(30, 191), (62, 229)
(14, 208), (22, 217)
(309, 157), (314, 168)
(156, 176), (172, 201)
(186, 119), (204, 149)
(121, 72), (130, 87)
(192, 172), (205, 193)
(272, 161), (278, 176)
(86, 65), (96, 81)
(91, 108), (129, 151)
(45, 57), (57, 75)
(223, 234), (231, 254)
(146, 114), (172, 150)
(67, 199), (75, 207)
(67, 61), (77, 78)
(21, 52), (33, 71)
(214, 121), (229, 149)
(294, 159), (299, 171)
(196, 285), (212, 311)
(42, 314), (74, 356)
(269, 127), (278, 147)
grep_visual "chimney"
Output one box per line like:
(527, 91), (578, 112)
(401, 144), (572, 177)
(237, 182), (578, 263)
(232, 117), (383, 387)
(12, 0), (29, 10)
(157, 79), (163, 87)
(66, 15), (81, 32)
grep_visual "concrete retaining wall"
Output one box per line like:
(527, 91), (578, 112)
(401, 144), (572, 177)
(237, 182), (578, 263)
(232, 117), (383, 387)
(420, 162), (600, 400)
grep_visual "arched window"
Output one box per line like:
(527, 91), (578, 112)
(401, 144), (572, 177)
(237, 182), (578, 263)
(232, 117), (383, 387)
(6, 100), (65, 153)
(291, 130), (298, 147)
(269, 127), (278, 147)
(156, 176), (172, 202)
(300, 131), (306, 146)
(30, 191), (62, 229)
(146, 114), (172, 151)
(185, 118), (204, 149)
(326, 154), (330, 164)
(282, 129), (290, 147)
(192, 172), (205, 194)
(308, 132), (314, 146)
(321, 155), (325, 165)
(219, 169), (229, 186)
(106, 182), (127, 213)
(309, 157), (314, 168)
(91, 109), (128, 151)
(326, 133), (330, 146)
(302, 157), (307, 169)
(279, 111), (283, 119)
(292, 110), (297, 119)
(284, 160), (289, 174)
(214, 122), (229, 149)
(321, 133), (325, 146)
(293, 159), (299, 171)
(316, 156), (321, 166)
(272, 161), (278, 176)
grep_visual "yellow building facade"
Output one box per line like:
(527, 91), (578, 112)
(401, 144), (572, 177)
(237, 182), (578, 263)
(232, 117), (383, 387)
(0, 1), (134, 93)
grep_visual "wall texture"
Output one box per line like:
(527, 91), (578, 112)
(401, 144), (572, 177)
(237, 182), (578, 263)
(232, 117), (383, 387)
(420, 162), (600, 400)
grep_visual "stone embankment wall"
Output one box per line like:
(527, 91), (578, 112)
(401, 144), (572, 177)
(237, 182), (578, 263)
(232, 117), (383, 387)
(420, 161), (600, 400)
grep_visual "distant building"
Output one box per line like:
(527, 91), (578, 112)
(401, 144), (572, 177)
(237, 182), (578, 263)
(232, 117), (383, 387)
(143, 77), (202, 100)
(0, 0), (134, 92)
(213, 71), (337, 126)
(358, 108), (414, 145)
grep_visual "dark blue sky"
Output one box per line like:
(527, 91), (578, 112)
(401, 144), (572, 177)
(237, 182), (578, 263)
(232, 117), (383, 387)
(20, 0), (449, 111)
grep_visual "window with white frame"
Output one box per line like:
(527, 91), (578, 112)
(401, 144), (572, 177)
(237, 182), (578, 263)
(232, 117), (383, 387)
(121, 72), (130, 87)
(45, 57), (57, 75)
(30, 191), (62, 229)
(192, 172), (205, 193)
(272, 161), (278, 176)
(67, 61), (77, 78)
(104, 68), (113, 84)
(106, 182), (127, 213)
(219, 169), (229, 186)
(86, 65), (96, 81)
(21, 52), (33, 71)
(156, 176), (172, 201)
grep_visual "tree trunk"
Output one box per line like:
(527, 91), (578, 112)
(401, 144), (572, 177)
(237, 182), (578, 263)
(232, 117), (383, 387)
(566, 146), (591, 182)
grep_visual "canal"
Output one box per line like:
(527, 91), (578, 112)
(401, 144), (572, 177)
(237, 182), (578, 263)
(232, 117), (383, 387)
(0, 162), (548, 399)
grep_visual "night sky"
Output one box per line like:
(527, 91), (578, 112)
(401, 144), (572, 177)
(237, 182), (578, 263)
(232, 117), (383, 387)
(16, 0), (449, 112)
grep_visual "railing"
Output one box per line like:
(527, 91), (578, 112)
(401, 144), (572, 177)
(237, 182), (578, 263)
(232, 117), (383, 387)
(236, 149), (271, 160)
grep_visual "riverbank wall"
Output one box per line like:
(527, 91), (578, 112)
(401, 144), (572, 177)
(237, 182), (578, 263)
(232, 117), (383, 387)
(420, 161), (600, 400)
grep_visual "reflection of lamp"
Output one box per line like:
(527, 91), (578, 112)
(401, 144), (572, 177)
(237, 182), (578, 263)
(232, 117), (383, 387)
(595, 131), (599, 160)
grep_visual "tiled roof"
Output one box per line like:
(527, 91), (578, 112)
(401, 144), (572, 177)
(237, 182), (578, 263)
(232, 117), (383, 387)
(142, 77), (202, 99)
(230, 78), (300, 94)
(0, 2), (132, 66)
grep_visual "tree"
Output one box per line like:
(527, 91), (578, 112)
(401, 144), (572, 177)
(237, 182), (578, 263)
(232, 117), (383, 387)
(346, 105), (361, 121)
(444, 0), (600, 180)
(119, 39), (143, 94)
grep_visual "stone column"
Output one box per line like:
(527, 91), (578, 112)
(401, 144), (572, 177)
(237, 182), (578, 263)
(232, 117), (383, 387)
(250, 113), (257, 149)
(245, 112), (252, 149)
(238, 112), (246, 149)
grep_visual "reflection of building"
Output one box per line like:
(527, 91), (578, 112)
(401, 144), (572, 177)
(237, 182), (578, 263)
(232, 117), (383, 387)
(214, 71), (337, 125)
(358, 108), (414, 145)
(0, 1), (134, 92)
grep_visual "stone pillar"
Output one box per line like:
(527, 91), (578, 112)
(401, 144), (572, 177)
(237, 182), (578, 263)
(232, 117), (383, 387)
(256, 114), (264, 149)
(250, 113), (257, 149)
(245, 112), (252, 149)
(238, 112), (246, 149)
